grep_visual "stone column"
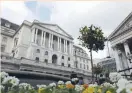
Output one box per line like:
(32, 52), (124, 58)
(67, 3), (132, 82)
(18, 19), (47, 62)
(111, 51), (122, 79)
(43, 32), (46, 47)
(66, 40), (67, 53)
(51, 34), (53, 48)
(69, 41), (71, 54)
(60, 38), (61, 52)
(112, 46), (122, 71)
(49, 33), (51, 48)
(31, 28), (35, 42)
(41, 30), (43, 46)
(64, 39), (65, 53)
(35, 28), (38, 44)
(58, 37), (59, 51)
(123, 40), (131, 55)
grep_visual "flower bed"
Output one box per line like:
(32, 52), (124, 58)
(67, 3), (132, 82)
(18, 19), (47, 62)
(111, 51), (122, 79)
(0, 72), (132, 93)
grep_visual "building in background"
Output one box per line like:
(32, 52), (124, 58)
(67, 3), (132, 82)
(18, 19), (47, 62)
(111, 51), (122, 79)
(1, 18), (91, 71)
(108, 12), (132, 77)
(73, 45), (91, 71)
(1, 18), (19, 56)
(97, 57), (117, 75)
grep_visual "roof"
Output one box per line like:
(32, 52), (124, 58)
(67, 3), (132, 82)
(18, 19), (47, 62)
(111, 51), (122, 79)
(32, 20), (74, 40)
(108, 11), (132, 40)
(1, 18), (19, 31)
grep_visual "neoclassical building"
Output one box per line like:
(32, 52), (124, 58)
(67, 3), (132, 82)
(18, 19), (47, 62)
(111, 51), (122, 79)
(108, 12), (132, 77)
(1, 18), (90, 70)
(73, 45), (90, 71)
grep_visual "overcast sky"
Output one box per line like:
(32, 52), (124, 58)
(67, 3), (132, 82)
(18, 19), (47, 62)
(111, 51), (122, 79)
(1, 1), (132, 60)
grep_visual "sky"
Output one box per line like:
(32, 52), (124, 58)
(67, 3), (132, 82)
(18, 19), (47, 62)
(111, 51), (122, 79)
(1, 1), (132, 59)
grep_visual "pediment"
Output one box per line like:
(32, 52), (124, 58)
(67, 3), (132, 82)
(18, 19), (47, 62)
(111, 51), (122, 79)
(109, 12), (132, 39)
(36, 23), (73, 39)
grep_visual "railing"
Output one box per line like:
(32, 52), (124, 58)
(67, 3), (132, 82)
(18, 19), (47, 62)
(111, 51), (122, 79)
(1, 55), (91, 76)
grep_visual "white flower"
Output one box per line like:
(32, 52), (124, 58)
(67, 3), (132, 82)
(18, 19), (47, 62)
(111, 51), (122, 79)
(58, 81), (64, 85)
(75, 85), (83, 92)
(65, 81), (71, 85)
(19, 83), (33, 90)
(49, 82), (56, 87)
(101, 82), (112, 87)
(37, 84), (47, 88)
(125, 82), (132, 93)
(72, 78), (78, 82)
(0, 72), (8, 79)
(109, 72), (122, 82)
(116, 78), (129, 93)
(2, 76), (19, 87)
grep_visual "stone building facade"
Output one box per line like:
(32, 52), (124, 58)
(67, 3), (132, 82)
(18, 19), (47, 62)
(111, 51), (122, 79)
(1, 18), (91, 70)
(108, 12), (132, 77)
(97, 57), (117, 74)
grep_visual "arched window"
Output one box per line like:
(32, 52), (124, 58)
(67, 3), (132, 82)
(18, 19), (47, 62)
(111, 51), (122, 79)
(61, 63), (64, 66)
(45, 51), (48, 55)
(44, 59), (48, 63)
(68, 64), (70, 67)
(36, 49), (40, 53)
(35, 57), (39, 62)
(62, 56), (64, 59)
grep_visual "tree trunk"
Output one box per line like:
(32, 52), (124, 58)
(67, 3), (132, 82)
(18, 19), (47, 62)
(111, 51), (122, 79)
(90, 50), (94, 84)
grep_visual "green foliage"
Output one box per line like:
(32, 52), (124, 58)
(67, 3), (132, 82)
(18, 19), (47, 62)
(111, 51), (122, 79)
(93, 65), (103, 75)
(78, 25), (106, 52)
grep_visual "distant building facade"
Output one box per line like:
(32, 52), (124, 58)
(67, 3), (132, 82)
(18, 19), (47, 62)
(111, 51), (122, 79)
(1, 18), (91, 71)
(97, 57), (117, 74)
(108, 12), (132, 77)
(73, 45), (90, 71)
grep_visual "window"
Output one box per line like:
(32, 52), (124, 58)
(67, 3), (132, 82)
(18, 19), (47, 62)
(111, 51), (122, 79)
(61, 63), (64, 66)
(87, 65), (89, 70)
(2, 37), (7, 43)
(5, 23), (10, 28)
(80, 63), (82, 68)
(14, 38), (18, 47)
(68, 57), (70, 61)
(62, 56), (64, 59)
(44, 59), (48, 63)
(35, 57), (39, 62)
(68, 64), (71, 67)
(1, 45), (5, 52)
(84, 64), (85, 69)
(36, 49), (40, 53)
(45, 51), (48, 55)
(75, 51), (76, 54)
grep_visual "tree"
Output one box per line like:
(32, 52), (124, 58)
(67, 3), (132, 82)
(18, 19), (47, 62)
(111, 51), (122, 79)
(78, 25), (106, 83)
(93, 65), (103, 80)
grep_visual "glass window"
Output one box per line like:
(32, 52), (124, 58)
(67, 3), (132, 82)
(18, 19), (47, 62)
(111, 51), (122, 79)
(62, 56), (64, 59)
(36, 49), (40, 53)
(45, 51), (48, 55)
(80, 63), (82, 68)
(61, 63), (64, 66)
(84, 64), (85, 69)
(68, 57), (70, 61)
(68, 64), (70, 67)
(35, 57), (39, 62)
(44, 59), (48, 63)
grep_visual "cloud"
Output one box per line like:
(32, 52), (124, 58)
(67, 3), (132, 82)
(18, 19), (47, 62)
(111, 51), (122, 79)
(1, 1), (132, 59)
(49, 1), (132, 59)
(1, 1), (37, 24)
